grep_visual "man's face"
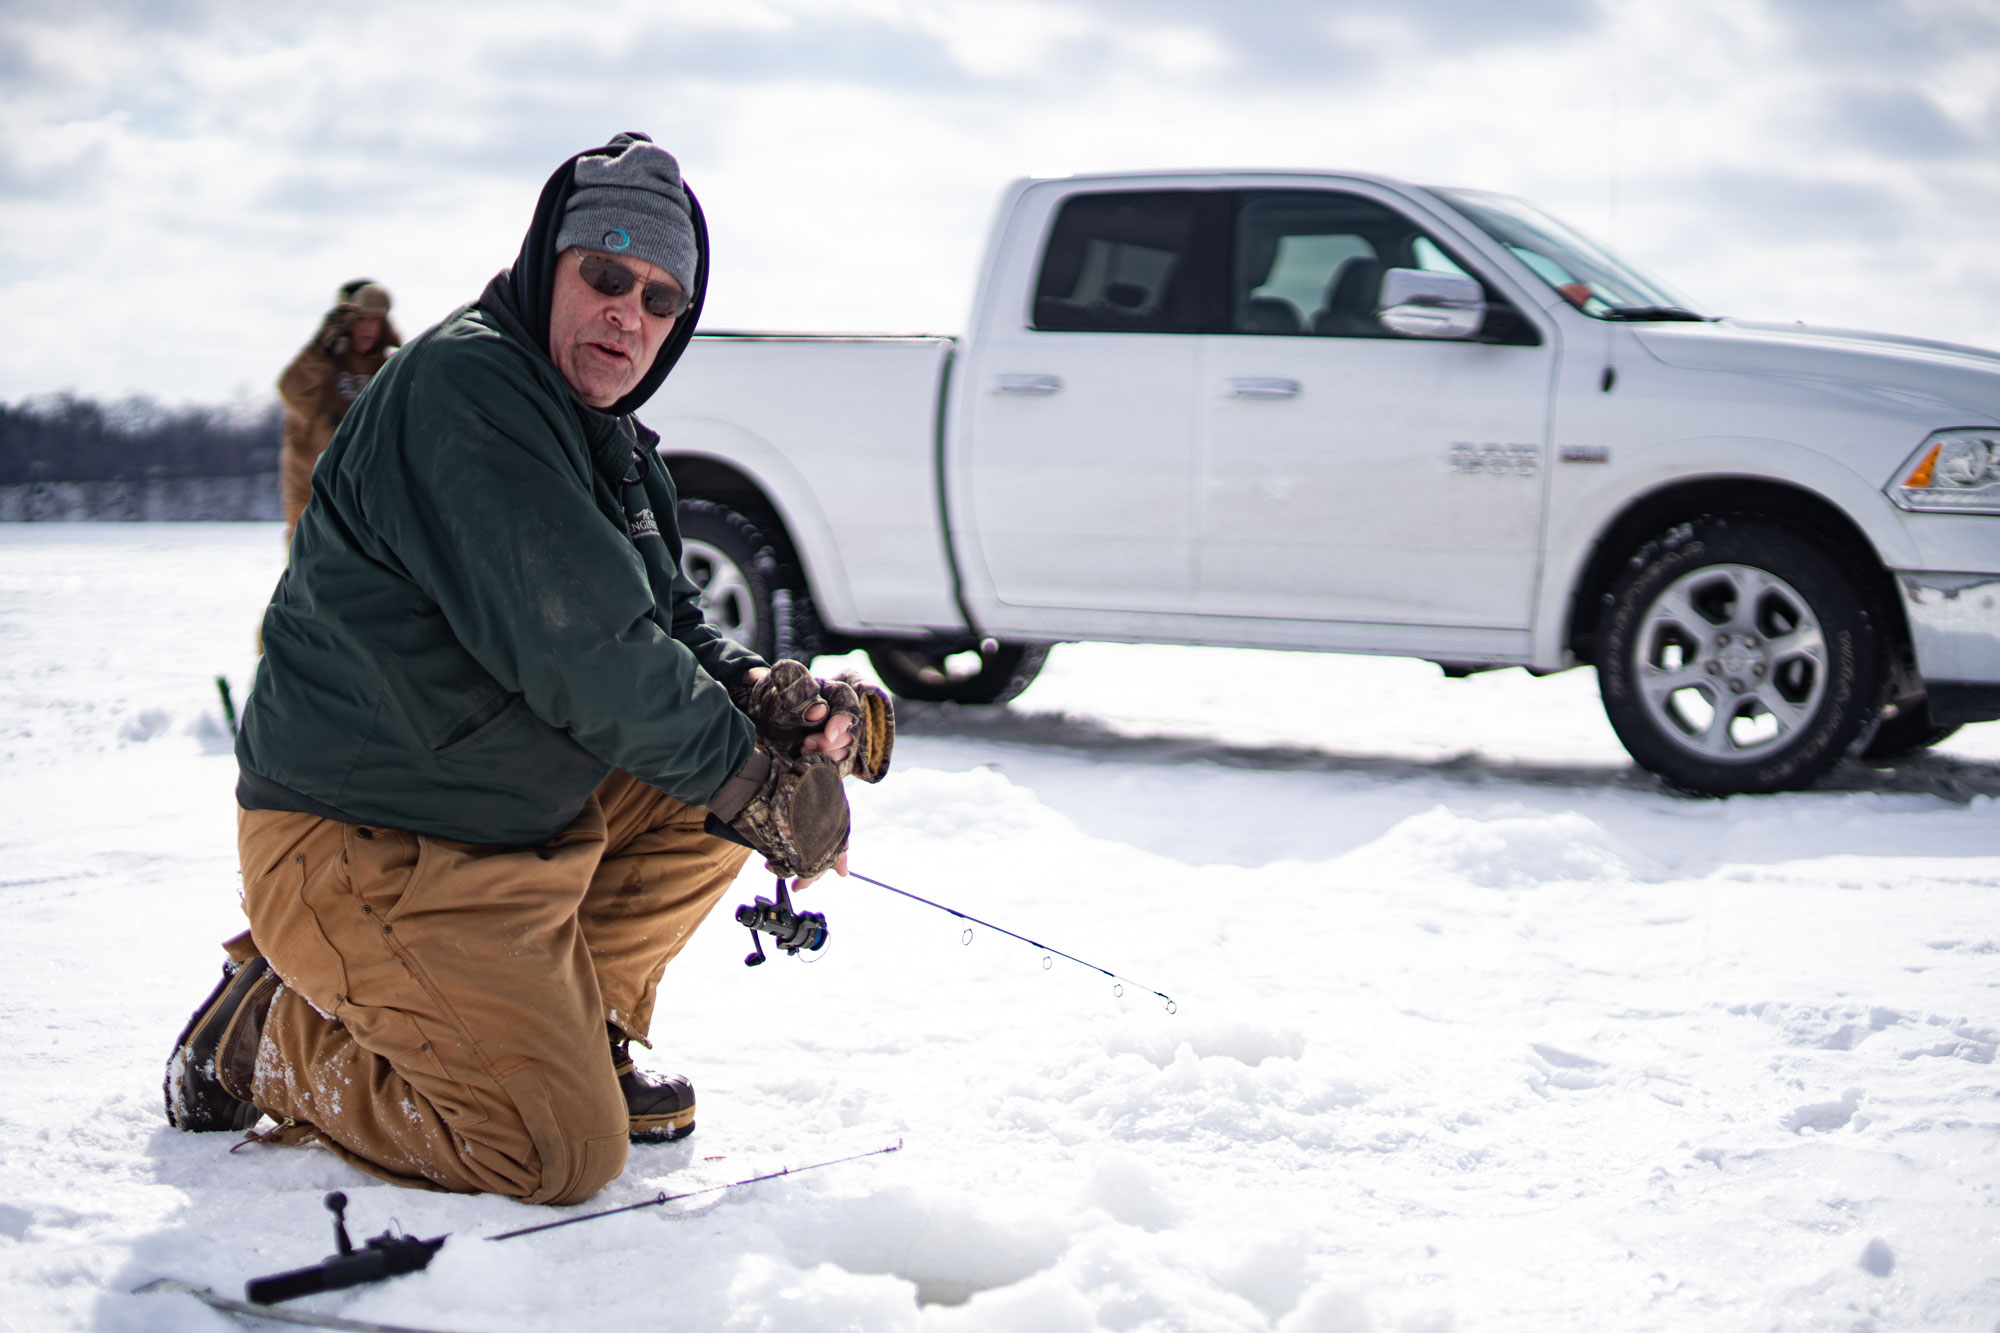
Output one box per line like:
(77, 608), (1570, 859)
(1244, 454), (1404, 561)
(349, 312), (384, 355)
(548, 248), (679, 408)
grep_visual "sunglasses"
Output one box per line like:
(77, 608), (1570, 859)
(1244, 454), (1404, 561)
(575, 250), (689, 320)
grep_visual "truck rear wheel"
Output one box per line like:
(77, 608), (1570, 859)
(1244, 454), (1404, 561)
(1597, 515), (1884, 795)
(867, 641), (1050, 705)
(676, 499), (821, 663)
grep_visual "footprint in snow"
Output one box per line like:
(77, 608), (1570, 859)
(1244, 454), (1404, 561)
(1529, 1043), (1611, 1091)
(1783, 1088), (1863, 1134)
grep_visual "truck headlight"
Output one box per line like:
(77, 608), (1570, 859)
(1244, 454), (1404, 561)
(1889, 428), (2000, 513)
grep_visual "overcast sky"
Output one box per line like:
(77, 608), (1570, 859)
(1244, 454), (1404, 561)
(4, 0), (1997, 407)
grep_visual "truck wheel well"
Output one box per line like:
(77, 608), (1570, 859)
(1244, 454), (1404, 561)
(664, 448), (828, 636)
(660, 456), (779, 537)
(659, 454), (814, 579)
(1565, 478), (1908, 668)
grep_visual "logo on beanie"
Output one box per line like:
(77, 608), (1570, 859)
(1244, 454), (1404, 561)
(605, 228), (632, 251)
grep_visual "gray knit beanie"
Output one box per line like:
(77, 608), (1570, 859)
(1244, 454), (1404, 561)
(556, 133), (698, 294)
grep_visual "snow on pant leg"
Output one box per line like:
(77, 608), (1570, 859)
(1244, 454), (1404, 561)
(581, 770), (753, 1043)
(236, 804), (630, 1205)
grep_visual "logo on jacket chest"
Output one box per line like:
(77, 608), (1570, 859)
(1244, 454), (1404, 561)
(628, 508), (661, 541)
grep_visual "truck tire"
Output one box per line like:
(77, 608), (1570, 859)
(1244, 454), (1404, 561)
(1597, 515), (1884, 796)
(867, 641), (1050, 706)
(1859, 698), (1961, 759)
(676, 499), (821, 664)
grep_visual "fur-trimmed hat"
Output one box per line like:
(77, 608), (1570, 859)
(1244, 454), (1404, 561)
(338, 279), (392, 314)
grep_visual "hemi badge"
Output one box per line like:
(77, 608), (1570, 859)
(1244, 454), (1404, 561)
(1560, 445), (1609, 464)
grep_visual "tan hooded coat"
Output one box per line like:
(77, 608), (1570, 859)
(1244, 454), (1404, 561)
(277, 311), (401, 536)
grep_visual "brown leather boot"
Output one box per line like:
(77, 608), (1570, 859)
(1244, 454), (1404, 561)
(612, 1029), (696, 1143)
(165, 956), (278, 1132)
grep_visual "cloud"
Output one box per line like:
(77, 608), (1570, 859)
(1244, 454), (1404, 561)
(1073, 0), (1603, 77)
(0, 32), (47, 85)
(1685, 168), (1912, 245)
(0, 138), (107, 200)
(2, 0), (1998, 401)
(1819, 87), (1984, 160)
(622, 15), (971, 89)
(1765, 0), (2000, 72)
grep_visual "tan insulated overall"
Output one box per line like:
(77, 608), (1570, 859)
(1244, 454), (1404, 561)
(233, 769), (751, 1205)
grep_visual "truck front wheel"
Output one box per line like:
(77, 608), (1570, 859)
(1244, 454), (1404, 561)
(867, 641), (1050, 706)
(1597, 516), (1884, 795)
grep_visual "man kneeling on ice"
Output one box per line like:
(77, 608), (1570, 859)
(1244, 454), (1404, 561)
(165, 133), (890, 1205)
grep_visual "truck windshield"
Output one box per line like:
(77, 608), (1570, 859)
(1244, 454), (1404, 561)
(1434, 188), (1708, 322)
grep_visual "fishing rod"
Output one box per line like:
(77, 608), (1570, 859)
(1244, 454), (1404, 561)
(485, 1140), (903, 1240)
(736, 872), (1176, 1014)
(140, 1142), (907, 1327)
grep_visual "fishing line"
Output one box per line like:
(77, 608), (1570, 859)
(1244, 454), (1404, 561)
(848, 872), (1176, 1014)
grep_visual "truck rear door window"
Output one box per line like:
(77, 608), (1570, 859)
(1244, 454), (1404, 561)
(1033, 191), (1213, 334)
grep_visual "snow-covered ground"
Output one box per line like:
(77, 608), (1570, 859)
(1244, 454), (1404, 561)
(3, 523), (1998, 1332)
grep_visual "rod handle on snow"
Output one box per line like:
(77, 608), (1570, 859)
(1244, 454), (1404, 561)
(328, 1191), (355, 1256)
(244, 1192), (445, 1305)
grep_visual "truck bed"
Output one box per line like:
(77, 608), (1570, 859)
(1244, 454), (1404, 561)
(645, 332), (962, 636)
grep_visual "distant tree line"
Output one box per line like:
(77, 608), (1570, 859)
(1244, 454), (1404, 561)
(0, 393), (282, 484)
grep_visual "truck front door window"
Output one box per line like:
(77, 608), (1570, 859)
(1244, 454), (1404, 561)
(1411, 236), (1469, 277)
(1234, 191), (1470, 339)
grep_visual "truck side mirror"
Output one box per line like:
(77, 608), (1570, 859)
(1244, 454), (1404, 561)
(1376, 269), (1486, 340)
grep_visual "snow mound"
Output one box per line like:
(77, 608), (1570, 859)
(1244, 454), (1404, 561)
(858, 765), (1077, 847)
(1080, 1150), (1181, 1230)
(1346, 804), (1662, 888)
(1101, 1014), (1308, 1069)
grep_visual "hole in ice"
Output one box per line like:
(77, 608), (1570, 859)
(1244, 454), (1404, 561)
(773, 1187), (1066, 1308)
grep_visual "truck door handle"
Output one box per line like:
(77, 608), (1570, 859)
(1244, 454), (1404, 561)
(994, 374), (1062, 396)
(1228, 378), (1301, 399)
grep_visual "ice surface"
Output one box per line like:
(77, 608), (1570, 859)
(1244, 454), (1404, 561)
(3, 524), (1999, 1330)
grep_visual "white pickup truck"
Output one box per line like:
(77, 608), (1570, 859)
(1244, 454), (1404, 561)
(648, 169), (2000, 796)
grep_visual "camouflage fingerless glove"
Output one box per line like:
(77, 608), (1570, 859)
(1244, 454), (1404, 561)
(738, 661), (894, 783)
(709, 749), (849, 880)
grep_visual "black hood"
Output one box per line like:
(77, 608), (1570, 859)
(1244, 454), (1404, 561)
(476, 134), (710, 419)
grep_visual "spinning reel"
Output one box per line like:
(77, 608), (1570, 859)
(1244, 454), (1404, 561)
(735, 877), (828, 965)
(731, 870), (1174, 1013)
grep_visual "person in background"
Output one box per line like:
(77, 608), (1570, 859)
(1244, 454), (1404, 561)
(276, 280), (401, 541)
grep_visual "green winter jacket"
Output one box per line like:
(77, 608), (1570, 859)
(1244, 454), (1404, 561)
(237, 139), (762, 845)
